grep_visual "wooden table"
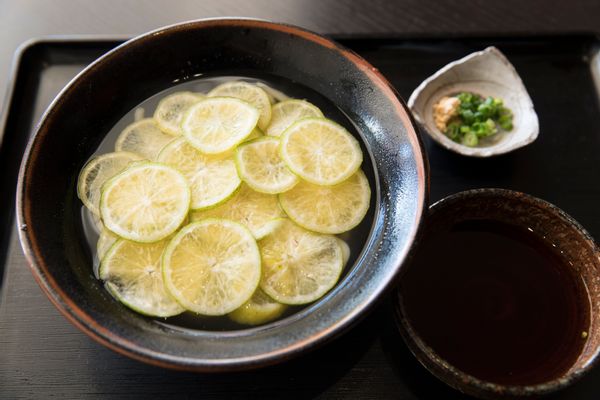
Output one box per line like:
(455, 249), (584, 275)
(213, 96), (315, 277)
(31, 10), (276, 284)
(1, 1), (599, 399)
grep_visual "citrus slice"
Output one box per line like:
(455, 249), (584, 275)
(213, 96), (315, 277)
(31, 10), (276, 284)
(255, 82), (291, 104)
(97, 229), (118, 261)
(162, 219), (261, 315)
(208, 81), (271, 130)
(279, 170), (371, 234)
(77, 151), (143, 215)
(243, 127), (263, 142)
(190, 184), (285, 239)
(182, 97), (259, 154)
(153, 91), (203, 136)
(100, 238), (184, 317)
(88, 210), (104, 234)
(336, 238), (351, 266)
(100, 162), (190, 242)
(229, 288), (287, 325)
(259, 219), (343, 305)
(235, 137), (298, 194)
(280, 118), (363, 185)
(266, 100), (323, 137)
(157, 138), (241, 209)
(115, 118), (175, 160)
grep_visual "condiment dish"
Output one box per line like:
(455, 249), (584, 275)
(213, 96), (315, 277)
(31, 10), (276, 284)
(408, 47), (539, 157)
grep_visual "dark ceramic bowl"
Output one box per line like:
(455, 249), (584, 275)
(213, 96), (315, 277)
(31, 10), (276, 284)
(395, 189), (600, 399)
(17, 19), (427, 371)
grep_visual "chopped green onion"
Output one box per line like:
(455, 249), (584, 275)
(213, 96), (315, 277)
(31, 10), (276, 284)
(440, 91), (513, 147)
(461, 131), (478, 146)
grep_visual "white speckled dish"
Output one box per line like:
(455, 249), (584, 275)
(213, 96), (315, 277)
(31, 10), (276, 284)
(408, 46), (539, 157)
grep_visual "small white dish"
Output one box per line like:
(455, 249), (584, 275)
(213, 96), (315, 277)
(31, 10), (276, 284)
(408, 46), (539, 157)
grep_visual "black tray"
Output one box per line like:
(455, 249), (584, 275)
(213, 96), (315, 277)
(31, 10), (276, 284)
(1, 36), (599, 399)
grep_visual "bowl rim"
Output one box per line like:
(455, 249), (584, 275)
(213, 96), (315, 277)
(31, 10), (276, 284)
(407, 46), (539, 158)
(16, 17), (428, 371)
(395, 188), (600, 398)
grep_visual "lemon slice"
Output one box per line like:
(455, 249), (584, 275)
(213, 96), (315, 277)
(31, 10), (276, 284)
(88, 210), (104, 234)
(182, 97), (259, 154)
(100, 162), (190, 242)
(115, 118), (175, 160)
(97, 229), (118, 261)
(229, 288), (287, 325)
(208, 81), (271, 130)
(259, 219), (343, 305)
(279, 170), (371, 234)
(235, 137), (298, 194)
(157, 138), (241, 209)
(336, 238), (351, 266)
(243, 127), (263, 142)
(77, 151), (143, 215)
(255, 82), (291, 104)
(154, 91), (203, 136)
(191, 184), (285, 239)
(280, 118), (363, 185)
(266, 100), (323, 137)
(162, 219), (261, 315)
(100, 238), (184, 317)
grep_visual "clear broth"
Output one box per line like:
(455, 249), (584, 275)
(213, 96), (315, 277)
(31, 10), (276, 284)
(81, 75), (376, 331)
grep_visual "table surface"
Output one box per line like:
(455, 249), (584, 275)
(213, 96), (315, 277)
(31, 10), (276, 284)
(1, 2), (600, 399)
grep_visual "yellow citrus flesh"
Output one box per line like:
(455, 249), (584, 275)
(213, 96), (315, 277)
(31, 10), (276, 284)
(77, 151), (143, 215)
(280, 118), (363, 185)
(115, 118), (175, 160)
(162, 219), (261, 315)
(100, 238), (184, 317)
(100, 162), (190, 242)
(191, 184), (285, 239)
(266, 99), (323, 137)
(208, 81), (272, 131)
(157, 138), (241, 210)
(153, 91), (204, 136)
(235, 137), (298, 194)
(279, 170), (371, 234)
(97, 229), (118, 261)
(228, 288), (287, 325)
(182, 97), (259, 154)
(259, 219), (343, 305)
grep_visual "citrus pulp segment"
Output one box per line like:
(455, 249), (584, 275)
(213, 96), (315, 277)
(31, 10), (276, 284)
(162, 219), (261, 315)
(228, 288), (287, 325)
(279, 118), (363, 185)
(157, 137), (241, 210)
(208, 81), (272, 130)
(279, 170), (371, 234)
(153, 91), (203, 136)
(182, 97), (259, 154)
(266, 99), (323, 137)
(259, 219), (343, 305)
(100, 162), (190, 242)
(190, 184), (285, 239)
(77, 151), (142, 215)
(115, 118), (175, 160)
(235, 137), (298, 194)
(100, 238), (184, 317)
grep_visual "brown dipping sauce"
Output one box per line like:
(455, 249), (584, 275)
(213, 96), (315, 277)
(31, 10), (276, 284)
(400, 219), (590, 386)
